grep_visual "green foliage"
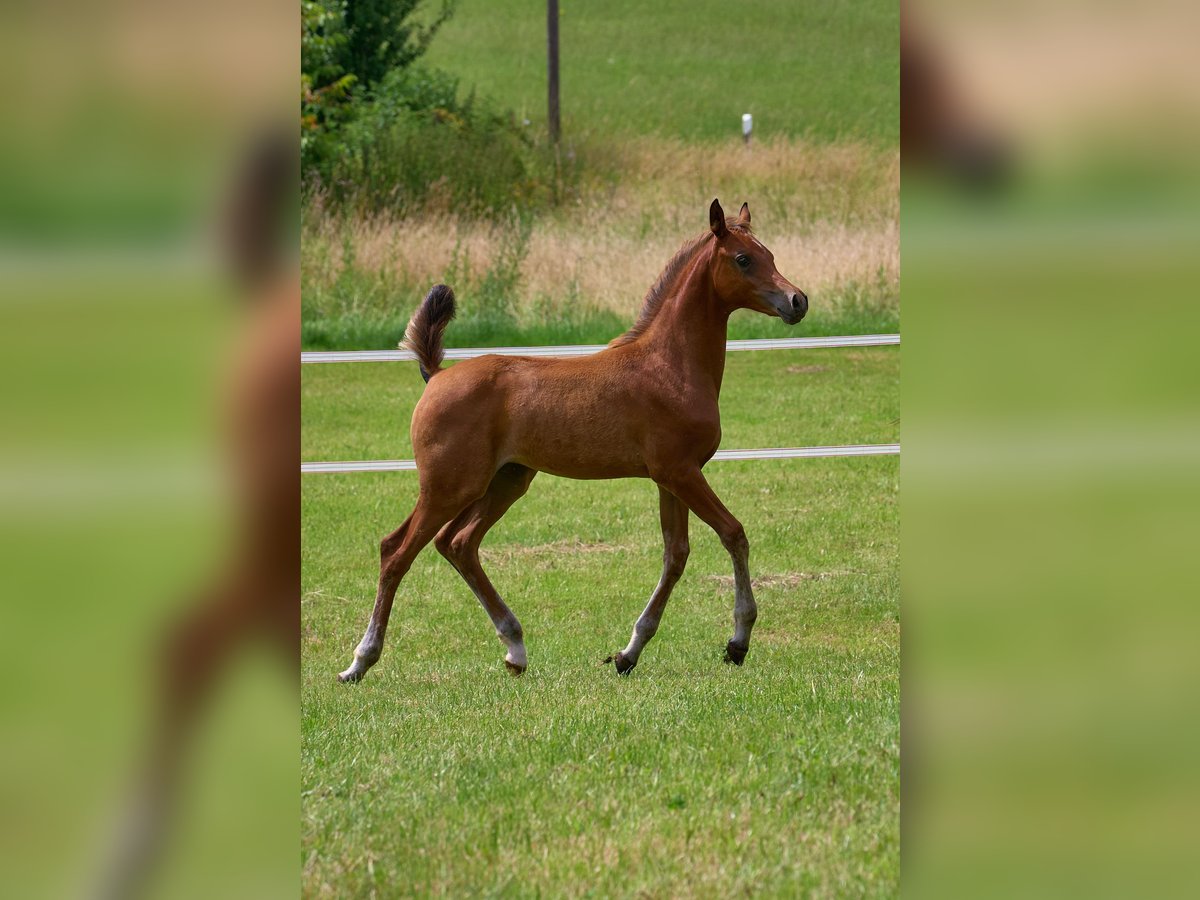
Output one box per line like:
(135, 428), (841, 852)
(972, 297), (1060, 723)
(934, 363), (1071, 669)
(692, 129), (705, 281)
(301, 0), (566, 220)
(342, 0), (453, 88)
(300, 0), (561, 220)
(301, 0), (356, 156)
(327, 73), (549, 218)
(300, 283), (898, 352)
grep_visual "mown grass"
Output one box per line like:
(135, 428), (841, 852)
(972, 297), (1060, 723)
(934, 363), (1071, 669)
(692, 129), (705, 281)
(424, 0), (899, 144)
(301, 348), (899, 895)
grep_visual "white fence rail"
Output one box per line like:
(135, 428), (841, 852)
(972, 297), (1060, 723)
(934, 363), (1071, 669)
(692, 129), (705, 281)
(302, 444), (899, 474)
(301, 333), (899, 364)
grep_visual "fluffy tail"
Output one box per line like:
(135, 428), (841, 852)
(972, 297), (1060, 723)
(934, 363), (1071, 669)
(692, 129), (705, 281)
(400, 284), (457, 383)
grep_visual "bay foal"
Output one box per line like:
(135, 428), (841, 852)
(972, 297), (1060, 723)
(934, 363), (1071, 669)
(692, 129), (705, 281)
(338, 199), (807, 681)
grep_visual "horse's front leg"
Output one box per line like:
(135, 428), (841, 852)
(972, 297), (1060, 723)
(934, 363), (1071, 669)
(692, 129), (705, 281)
(608, 486), (690, 674)
(656, 467), (756, 665)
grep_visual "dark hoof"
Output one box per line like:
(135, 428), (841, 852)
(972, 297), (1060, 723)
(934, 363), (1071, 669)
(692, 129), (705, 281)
(504, 660), (527, 676)
(605, 652), (637, 676)
(723, 642), (748, 666)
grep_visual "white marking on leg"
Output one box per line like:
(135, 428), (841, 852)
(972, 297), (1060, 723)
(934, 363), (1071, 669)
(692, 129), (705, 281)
(338, 623), (382, 681)
(621, 607), (661, 663)
(488, 599), (526, 672)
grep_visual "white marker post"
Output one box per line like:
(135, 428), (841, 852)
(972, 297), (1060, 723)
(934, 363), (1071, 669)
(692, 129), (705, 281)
(742, 113), (753, 146)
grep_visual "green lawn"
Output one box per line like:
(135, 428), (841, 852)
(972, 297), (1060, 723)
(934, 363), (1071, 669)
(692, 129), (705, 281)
(301, 346), (899, 896)
(424, 0), (899, 145)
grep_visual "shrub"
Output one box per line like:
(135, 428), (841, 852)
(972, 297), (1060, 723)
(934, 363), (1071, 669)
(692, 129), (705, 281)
(323, 68), (542, 219)
(301, 0), (568, 222)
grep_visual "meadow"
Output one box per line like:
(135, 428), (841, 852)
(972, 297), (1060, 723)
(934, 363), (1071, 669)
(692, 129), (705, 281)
(301, 348), (899, 896)
(422, 0), (899, 144)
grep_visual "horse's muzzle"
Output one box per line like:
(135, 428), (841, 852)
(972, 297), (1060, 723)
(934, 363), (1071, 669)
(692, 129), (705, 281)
(771, 290), (808, 324)
(789, 291), (808, 320)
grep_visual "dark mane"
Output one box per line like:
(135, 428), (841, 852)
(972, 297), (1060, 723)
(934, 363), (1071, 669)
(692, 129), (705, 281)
(608, 222), (752, 348)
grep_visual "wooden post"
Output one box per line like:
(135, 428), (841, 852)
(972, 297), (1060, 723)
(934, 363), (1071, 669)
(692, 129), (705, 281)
(547, 1), (560, 143)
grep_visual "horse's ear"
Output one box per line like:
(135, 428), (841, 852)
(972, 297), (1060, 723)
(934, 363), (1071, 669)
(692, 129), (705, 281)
(737, 202), (751, 226)
(709, 198), (728, 238)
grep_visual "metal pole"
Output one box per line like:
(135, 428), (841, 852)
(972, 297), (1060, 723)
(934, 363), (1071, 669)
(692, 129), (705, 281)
(547, 1), (560, 143)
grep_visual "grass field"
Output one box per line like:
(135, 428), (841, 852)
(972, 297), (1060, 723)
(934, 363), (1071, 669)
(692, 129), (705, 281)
(424, 0), (899, 144)
(301, 347), (899, 896)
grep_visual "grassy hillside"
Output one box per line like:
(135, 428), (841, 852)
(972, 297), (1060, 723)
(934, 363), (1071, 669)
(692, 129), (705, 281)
(425, 0), (899, 144)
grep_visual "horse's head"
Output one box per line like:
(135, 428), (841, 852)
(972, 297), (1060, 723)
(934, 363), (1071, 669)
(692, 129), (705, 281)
(707, 199), (807, 325)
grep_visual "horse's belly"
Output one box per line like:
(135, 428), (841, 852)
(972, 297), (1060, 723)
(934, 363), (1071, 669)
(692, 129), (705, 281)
(527, 456), (650, 481)
(511, 440), (649, 481)
(507, 423), (648, 480)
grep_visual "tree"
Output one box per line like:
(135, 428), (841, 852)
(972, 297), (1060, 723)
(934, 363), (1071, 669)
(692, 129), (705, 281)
(302, 0), (455, 169)
(342, 0), (454, 90)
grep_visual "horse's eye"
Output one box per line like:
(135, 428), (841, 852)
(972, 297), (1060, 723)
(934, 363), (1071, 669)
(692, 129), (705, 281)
(735, 254), (751, 269)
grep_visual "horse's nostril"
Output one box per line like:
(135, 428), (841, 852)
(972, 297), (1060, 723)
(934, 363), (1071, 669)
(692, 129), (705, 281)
(791, 292), (807, 314)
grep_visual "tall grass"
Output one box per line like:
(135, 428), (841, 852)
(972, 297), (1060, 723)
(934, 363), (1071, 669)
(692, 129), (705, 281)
(302, 137), (898, 349)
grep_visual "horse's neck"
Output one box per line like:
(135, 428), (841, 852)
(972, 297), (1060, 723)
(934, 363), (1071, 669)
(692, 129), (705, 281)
(641, 263), (729, 395)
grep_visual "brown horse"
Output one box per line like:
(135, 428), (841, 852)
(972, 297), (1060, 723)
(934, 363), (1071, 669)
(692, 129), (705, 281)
(338, 199), (807, 682)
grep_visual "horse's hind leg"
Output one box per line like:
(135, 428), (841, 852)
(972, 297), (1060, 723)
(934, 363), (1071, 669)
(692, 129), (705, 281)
(607, 486), (690, 674)
(338, 486), (479, 683)
(434, 463), (537, 674)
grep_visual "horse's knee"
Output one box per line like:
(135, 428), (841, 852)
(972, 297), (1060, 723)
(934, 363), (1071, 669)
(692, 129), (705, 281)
(664, 539), (690, 578)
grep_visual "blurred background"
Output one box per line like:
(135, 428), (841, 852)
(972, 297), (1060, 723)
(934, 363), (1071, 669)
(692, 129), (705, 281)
(4, 0), (1199, 895)
(904, 0), (1200, 897)
(0, 1), (296, 897)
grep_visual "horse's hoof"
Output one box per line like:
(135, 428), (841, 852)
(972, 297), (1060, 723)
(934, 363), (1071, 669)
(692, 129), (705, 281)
(723, 642), (748, 666)
(605, 652), (637, 676)
(337, 668), (363, 683)
(504, 660), (527, 676)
